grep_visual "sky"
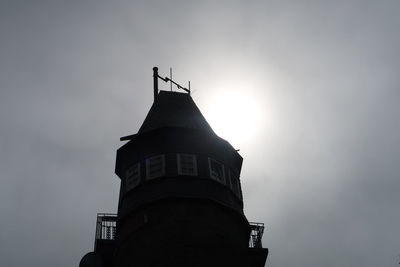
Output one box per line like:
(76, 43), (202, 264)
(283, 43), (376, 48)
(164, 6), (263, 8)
(1, 1), (399, 266)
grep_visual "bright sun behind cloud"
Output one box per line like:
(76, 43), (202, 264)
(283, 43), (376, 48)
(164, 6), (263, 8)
(204, 90), (264, 147)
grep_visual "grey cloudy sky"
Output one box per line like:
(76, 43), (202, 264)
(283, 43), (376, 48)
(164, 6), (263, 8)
(1, 1), (399, 266)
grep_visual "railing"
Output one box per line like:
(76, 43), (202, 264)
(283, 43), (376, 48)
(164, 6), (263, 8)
(93, 214), (264, 249)
(249, 222), (264, 248)
(95, 213), (117, 241)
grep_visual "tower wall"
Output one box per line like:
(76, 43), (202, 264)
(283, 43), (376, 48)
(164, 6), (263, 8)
(114, 126), (254, 266)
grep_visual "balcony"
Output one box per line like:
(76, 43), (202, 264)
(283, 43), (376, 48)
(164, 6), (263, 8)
(249, 222), (265, 248)
(94, 213), (117, 252)
(94, 213), (264, 249)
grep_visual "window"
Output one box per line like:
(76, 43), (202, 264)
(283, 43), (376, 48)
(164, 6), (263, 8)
(146, 155), (165, 180)
(126, 163), (140, 191)
(229, 170), (242, 199)
(209, 158), (225, 184)
(177, 154), (198, 176)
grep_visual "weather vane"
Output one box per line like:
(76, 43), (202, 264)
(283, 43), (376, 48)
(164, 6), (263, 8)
(153, 67), (191, 100)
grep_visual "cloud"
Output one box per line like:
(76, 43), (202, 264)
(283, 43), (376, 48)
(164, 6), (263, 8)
(1, 1), (399, 266)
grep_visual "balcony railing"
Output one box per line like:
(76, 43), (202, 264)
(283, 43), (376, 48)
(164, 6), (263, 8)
(95, 213), (117, 241)
(249, 222), (264, 248)
(93, 213), (264, 249)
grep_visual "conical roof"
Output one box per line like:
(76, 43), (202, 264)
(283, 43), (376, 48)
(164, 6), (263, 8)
(137, 91), (215, 135)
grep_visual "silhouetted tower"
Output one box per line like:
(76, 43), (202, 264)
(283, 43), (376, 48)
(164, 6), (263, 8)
(80, 67), (268, 267)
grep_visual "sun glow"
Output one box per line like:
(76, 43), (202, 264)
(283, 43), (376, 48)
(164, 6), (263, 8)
(204, 90), (264, 146)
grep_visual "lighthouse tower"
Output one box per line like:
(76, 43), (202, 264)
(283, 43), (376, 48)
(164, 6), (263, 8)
(80, 67), (268, 267)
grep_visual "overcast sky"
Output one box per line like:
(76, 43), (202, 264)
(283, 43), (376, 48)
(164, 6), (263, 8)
(1, 1), (400, 266)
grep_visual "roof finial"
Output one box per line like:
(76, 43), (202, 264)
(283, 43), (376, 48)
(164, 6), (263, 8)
(153, 67), (159, 101)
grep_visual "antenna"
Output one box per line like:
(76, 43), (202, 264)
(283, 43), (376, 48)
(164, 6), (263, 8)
(170, 68), (173, 91)
(152, 67), (190, 100)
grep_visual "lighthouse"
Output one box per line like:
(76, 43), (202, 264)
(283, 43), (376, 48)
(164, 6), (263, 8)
(80, 67), (268, 267)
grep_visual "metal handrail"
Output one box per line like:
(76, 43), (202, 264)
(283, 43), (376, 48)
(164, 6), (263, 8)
(249, 222), (265, 248)
(95, 213), (117, 241)
(93, 213), (264, 249)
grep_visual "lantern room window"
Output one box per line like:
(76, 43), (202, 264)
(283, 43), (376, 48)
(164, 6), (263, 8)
(177, 154), (198, 176)
(209, 158), (225, 184)
(146, 155), (165, 180)
(126, 163), (140, 191)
